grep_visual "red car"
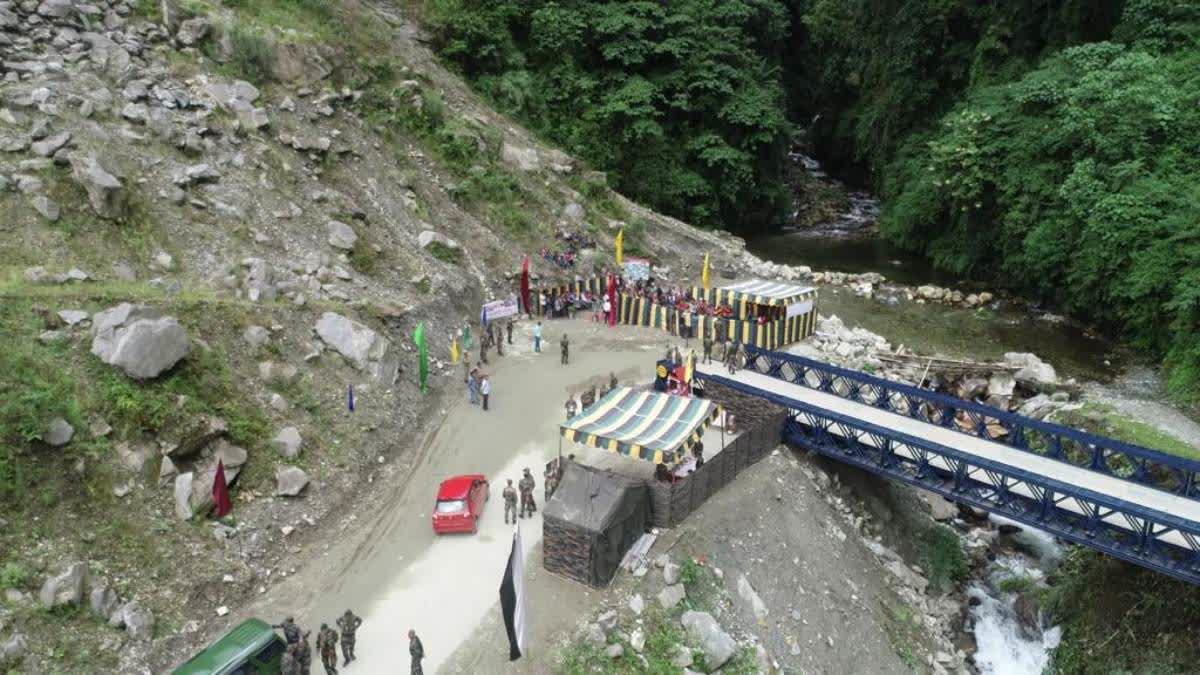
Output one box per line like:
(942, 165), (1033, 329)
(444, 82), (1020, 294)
(432, 474), (489, 534)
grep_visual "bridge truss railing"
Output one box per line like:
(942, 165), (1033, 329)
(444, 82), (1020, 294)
(696, 371), (1200, 585)
(740, 346), (1200, 500)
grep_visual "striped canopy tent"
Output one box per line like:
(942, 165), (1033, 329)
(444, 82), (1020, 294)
(705, 279), (815, 308)
(561, 386), (720, 465)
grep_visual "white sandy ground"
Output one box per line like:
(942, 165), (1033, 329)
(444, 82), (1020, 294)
(230, 318), (689, 672)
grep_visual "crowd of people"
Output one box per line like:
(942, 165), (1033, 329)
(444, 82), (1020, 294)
(539, 229), (597, 269)
(271, 610), (423, 675)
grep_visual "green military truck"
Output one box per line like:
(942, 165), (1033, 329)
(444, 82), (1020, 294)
(172, 618), (287, 674)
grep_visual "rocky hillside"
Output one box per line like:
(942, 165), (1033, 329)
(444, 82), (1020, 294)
(0, 0), (753, 671)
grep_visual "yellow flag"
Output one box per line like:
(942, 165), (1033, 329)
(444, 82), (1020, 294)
(615, 228), (624, 266)
(450, 337), (460, 364)
(702, 253), (711, 291)
(685, 350), (695, 384)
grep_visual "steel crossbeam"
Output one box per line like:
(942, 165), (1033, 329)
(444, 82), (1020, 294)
(739, 346), (1200, 501)
(701, 371), (1200, 586)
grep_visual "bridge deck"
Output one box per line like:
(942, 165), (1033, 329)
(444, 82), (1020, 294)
(698, 363), (1200, 528)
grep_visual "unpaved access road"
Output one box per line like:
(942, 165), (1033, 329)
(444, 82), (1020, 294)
(234, 318), (680, 672)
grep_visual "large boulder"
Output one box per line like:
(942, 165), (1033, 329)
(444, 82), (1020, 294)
(680, 610), (737, 670)
(173, 472), (195, 520)
(175, 17), (210, 46)
(170, 414), (228, 459)
(89, 581), (121, 620)
(1005, 352), (1058, 388)
(0, 633), (27, 666)
(272, 427), (303, 459)
(275, 466), (310, 497)
(657, 584), (686, 610)
(39, 562), (89, 610)
(188, 441), (248, 515)
(327, 220), (358, 250)
(91, 304), (190, 379)
(270, 42), (333, 83)
(736, 574), (769, 622)
(110, 600), (155, 641)
(69, 153), (126, 219)
(43, 417), (75, 447)
(500, 142), (540, 172)
(314, 312), (398, 382)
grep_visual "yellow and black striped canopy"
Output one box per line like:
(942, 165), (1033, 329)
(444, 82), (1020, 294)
(560, 386), (720, 465)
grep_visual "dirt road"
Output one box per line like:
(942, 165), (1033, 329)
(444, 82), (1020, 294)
(237, 318), (679, 672)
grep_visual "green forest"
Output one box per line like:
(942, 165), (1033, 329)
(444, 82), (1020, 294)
(425, 0), (1200, 403)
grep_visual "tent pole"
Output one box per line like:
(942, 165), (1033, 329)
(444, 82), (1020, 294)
(721, 408), (726, 452)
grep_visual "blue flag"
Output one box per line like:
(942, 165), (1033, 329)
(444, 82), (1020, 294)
(348, 384), (355, 412)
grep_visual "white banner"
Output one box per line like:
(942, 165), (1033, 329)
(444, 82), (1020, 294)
(786, 299), (813, 318)
(483, 296), (520, 322)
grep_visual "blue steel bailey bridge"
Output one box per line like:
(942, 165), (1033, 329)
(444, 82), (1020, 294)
(693, 347), (1200, 586)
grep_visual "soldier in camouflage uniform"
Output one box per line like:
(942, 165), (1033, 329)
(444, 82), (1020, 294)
(274, 616), (301, 645)
(518, 468), (537, 518)
(503, 479), (518, 524)
(296, 630), (313, 675)
(409, 629), (425, 675)
(317, 623), (339, 675)
(336, 609), (362, 666)
(580, 386), (595, 410)
(281, 642), (300, 675)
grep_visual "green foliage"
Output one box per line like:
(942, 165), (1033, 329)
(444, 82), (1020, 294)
(0, 561), (31, 590)
(1045, 548), (1200, 673)
(214, 25), (274, 84)
(916, 524), (968, 593)
(349, 240), (379, 275)
(426, 241), (463, 264)
(794, 1), (1200, 400)
(90, 345), (268, 449)
(427, 0), (794, 231)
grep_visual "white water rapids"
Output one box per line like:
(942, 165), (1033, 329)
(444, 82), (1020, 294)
(969, 516), (1063, 675)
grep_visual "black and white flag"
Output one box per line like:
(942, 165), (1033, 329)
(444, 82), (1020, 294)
(499, 523), (527, 660)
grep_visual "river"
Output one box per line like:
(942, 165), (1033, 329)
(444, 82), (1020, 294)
(749, 151), (1200, 674)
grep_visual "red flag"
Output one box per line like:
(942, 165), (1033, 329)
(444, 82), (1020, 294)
(212, 459), (231, 519)
(519, 256), (531, 316)
(606, 274), (617, 327)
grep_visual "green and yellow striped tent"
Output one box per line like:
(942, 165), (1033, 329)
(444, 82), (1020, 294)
(561, 386), (720, 465)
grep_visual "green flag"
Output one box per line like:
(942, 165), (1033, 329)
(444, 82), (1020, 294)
(462, 324), (473, 350)
(414, 321), (428, 392)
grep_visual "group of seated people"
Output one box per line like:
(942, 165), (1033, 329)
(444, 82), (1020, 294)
(539, 230), (597, 270)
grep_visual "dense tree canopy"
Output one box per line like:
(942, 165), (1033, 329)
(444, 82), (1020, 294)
(426, 0), (794, 230)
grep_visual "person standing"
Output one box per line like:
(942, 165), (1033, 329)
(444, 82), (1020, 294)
(560, 333), (569, 365)
(533, 321), (542, 352)
(281, 642), (300, 675)
(409, 629), (425, 675)
(518, 468), (537, 518)
(506, 320), (514, 345)
(565, 394), (578, 420)
(467, 365), (478, 405)
(296, 630), (313, 675)
(480, 374), (491, 411)
(609, 372), (618, 392)
(317, 624), (339, 675)
(503, 479), (518, 524)
(703, 334), (713, 364)
(694, 440), (705, 469)
(480, 331), (490, 365)
(274, 616), (302, 645)
(336, 610), (362, 666)
(602, 295), (612, 324)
